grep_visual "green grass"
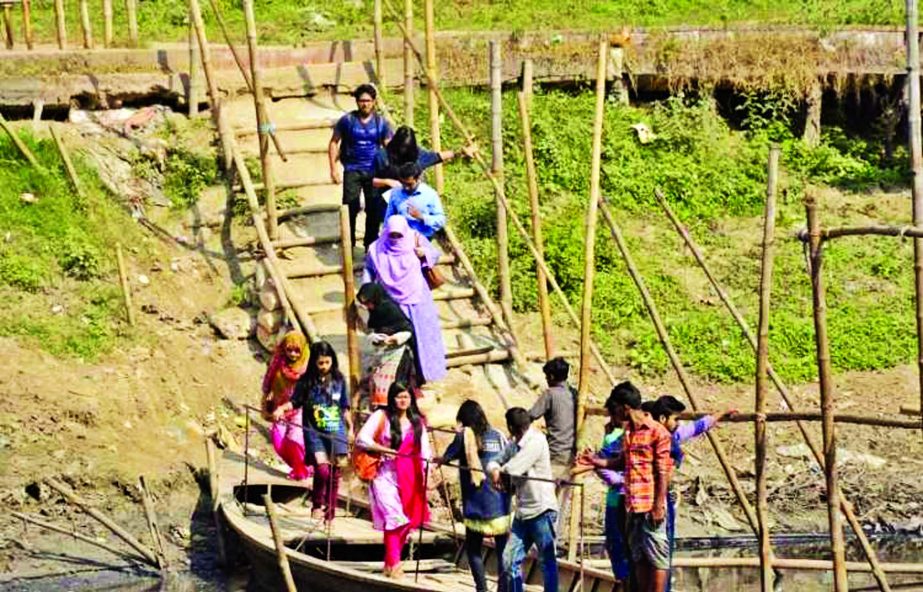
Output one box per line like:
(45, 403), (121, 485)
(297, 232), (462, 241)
(407, 86), (915, 383)
(11, 0), (911, 49)
(0, 130), (144, 359)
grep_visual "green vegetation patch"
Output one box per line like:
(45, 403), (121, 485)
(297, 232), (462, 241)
(410, 87), (913, 383)
(0, 130), (142, 359)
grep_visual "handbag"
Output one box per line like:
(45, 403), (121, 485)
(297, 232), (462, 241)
(352, 412), (388, 482)
(415, 233), (445, 290)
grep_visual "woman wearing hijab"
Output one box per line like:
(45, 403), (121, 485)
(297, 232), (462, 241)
(260, 330), (312, 481)
(357, 282), (417, 409)
(363, 215), (447, 383)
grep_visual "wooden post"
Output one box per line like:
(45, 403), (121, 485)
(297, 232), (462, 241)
(115, 243), (136, 326)
(373, 0), (385, 87)
(755, 146), (778, 591)
(188, 0), (229, 170)
(102, 0), (112, 47)
(45, 478), (159, 568)
(188, 8), (200, 117)
(805, 197), (849, 592)
(490, 41), (514, 330)
(125, 0), (138, 47)
(517, 89), (553, 359)
(3, 5), (13, 50)
(138, 476), (167, 569)
(0, 113), (38, 168)
(521, 59), (533, 110)
(54, 0), (66, 49)
(21, 0), (32, 50)
(403, 0), (414, 126)
(598, 198), (763, 536)
(79, 0), (92, 48)
(906, 0), (923, 440)
(243, 0), (278, 240)
(339, 205), (361, 409)
(655, 188), (893, 591)
(263, 495), (297, 592)
(424, 0), (443, 192)
(576, 39), (608, 431)
(50, 125), (85, 200)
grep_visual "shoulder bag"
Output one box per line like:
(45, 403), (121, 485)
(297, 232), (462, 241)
(352, 411), (388, 482)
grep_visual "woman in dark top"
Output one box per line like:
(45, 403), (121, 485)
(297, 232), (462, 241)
(437, 400), (512, 592)
(357, 282), (418, 409)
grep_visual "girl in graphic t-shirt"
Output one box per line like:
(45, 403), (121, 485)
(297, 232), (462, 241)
(275, 341), (353, 522)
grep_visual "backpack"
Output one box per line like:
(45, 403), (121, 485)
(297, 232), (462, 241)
(339, 111), (387, 164)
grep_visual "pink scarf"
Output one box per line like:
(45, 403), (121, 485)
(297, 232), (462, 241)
(368, 216), (427, 305)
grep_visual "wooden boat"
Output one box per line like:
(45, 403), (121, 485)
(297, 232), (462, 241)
(217, 448), (621, 592)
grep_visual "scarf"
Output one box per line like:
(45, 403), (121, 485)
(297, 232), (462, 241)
(367, 215), (427, 305)
(464, 427), (486, 488)
(358, 282), (413, 335)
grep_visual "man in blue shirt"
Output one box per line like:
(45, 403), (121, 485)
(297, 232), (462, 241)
(383, 162), (446, 238)
(328, 84), (393, 248)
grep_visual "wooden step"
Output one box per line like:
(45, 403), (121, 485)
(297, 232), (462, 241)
(441, 317), (493, 330)
(433, 287), (475, 302)
(234, 119), (336, 135)
(446, 348), (510, 368)
(271, 234), (340, 249)
(271, 146), (327, 157)
(284, 255), (458, 279)
(445, 344), (494, 359)
(277, 203), (342, 220)
(234, 178), (329, 192)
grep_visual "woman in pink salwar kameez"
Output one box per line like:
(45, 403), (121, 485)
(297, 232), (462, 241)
(261, 331), (312, 481)
(356, 382), (431, 579)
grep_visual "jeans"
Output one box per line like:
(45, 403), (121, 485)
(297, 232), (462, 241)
(502, 510), (558, 592)
(341, 169), (378, 248)
(466, 529), (508, 592)
(605, 503), (630, 581)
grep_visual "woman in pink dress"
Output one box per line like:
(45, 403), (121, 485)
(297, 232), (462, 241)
(356, 382), (431, 578)
(260, 331), (312, 481)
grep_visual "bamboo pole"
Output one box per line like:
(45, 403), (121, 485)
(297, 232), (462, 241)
(44, 478), (159, 568)
(424, 0), (442, 192)
(907, 0), (923, 441)
(137, 476), (167, 569)
(102, 0), (112, 47)
(577, 39), (608, 433)
(188, 9), (200, 117)
(521, 59), (533, 110)
(115, 243), (136, 326)
(755, 146), (779, 591)
(125, 0), (138, 47)
(54, 0), (66, 49)
(655, 189), (892, 590)
(517, 89), (553, 359)
(49, 125), (85, 200)
(806, 197), (849, 591)
(588, 556), (923, 574)
(373, 0), (385, 88)
(243, 0), (278, 240)
(263, 494), (297, 592)
(0, 113), (38, 168)
(3, 5), (13, 50)
(79, 0), (92, 48)
(383, 1), (617, 385)
(21, 0), (32, 50)
(11, 511), (150, 564)
(598, 198), (762, 536)
(188, 0), (233, 172)
(403, 0), (414, 126)
(585, 407), (920, 428)
(490, 40), (513, 331)
(339, 205), (361, 409)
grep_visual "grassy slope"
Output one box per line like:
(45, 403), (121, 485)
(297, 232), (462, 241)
(14, 0), (909, 49)
(404, 87), (915, 384)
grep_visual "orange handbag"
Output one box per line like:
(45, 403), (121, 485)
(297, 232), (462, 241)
(352, 412), (388, 481)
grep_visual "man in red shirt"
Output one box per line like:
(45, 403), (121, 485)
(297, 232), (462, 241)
(588, 382), (673, 592)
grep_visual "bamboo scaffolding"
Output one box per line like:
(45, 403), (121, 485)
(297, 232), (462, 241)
(424, 0), (442, 192)
(79, 0), (92, 49)
(54, 0), (65, 49)
(907, 0), (923, 441)
(3, 5), (13, 49)
(577, 39), (607, 434)
(204, 0), (287, 160)
(521, 59), (533, 109)
(102, 0), (112, 47)
(115, 243), (136, 326)
(243, 0), (278, 240)
(263, 494), (297, 592)
(339, 205), (361, 410)
(188, 12), (200, 117)
(598, 198), (762, 536)
(187, 0), (230, 170)
(381, 0), (618, 385)
(21, 0), (32, 50)
(755, 146), (778, 591)
(11, 511), (150, 565)
(490, 40), (514, 331)
(0, 113), (38, 167)
(517, 89), (553, 359)
(806, 197), (849, 591)
(137, 476), (167, 569)
(50, 125), (85, 199)
(655, 188), (893, 590)
(125, 0), (138, 46)
(373, 0), (385, 88)
(403, 0), (414, 126)
(45, 478), (159, 568)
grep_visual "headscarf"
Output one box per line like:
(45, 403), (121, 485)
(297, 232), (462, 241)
(367, 215), (427, 305)
(357, 283), (413, 335)
(263, 331), (309, 404)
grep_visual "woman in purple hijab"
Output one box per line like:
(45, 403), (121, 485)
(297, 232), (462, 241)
(364, 215), (447, 383)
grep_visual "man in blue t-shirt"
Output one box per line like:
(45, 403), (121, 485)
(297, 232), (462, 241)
(328, 84), (393, 248)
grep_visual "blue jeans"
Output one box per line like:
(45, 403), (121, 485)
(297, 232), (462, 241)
(605, 503), (630, 581)
(502, 510), (558, 592)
